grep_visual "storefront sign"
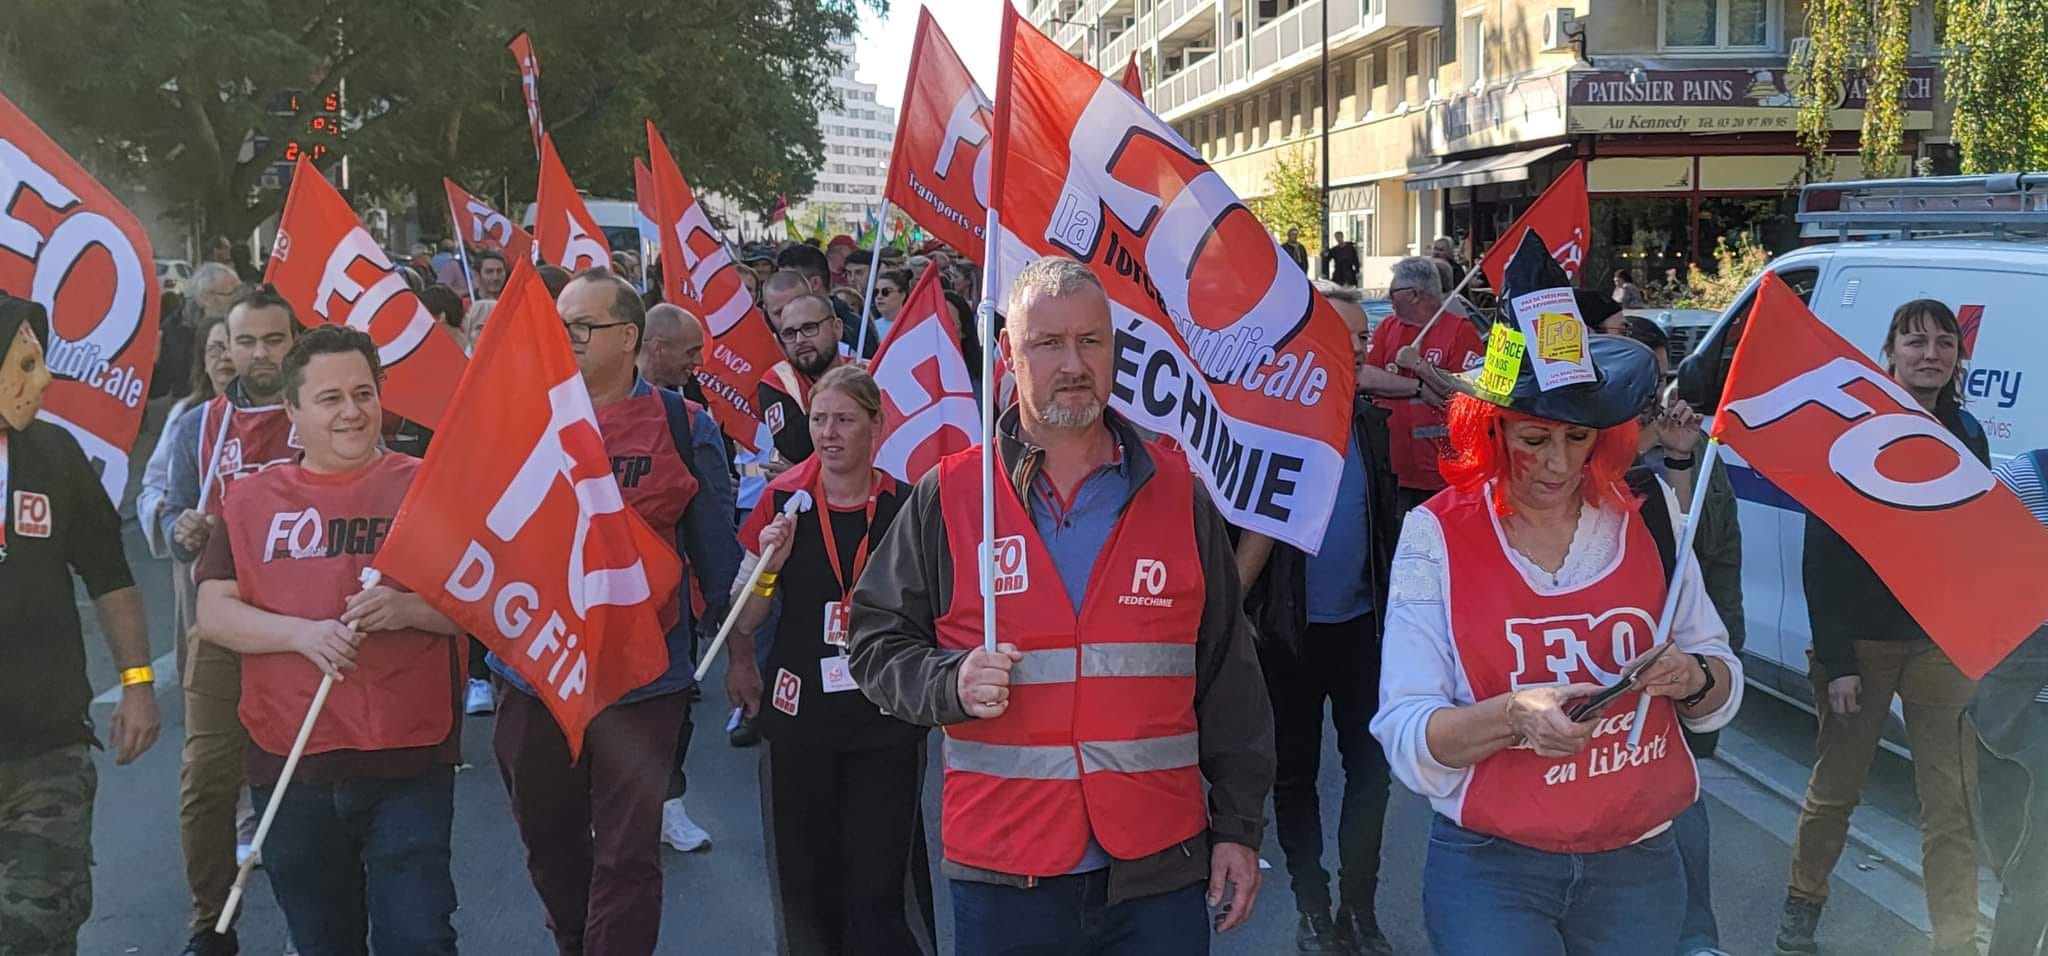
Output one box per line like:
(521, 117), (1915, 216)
(1430, 73), (1570, 155)
(1566, 66), (1937, 135)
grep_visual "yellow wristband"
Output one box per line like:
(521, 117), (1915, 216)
(757, 571), (780, 586)
(751, 583), (777, 599)
(119, 666), (155, 688)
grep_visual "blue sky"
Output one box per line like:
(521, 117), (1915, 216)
(854, 1), (1020, 110)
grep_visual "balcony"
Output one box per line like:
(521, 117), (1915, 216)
(1153, 48), (1224, 115)
(1156, 0), (1215, 40)
(1104, 25), (1142, 72)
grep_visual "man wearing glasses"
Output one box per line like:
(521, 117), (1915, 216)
(756, 289), (854, 465)
(1354, 257), (1486, 512)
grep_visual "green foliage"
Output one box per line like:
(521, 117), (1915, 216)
(0, 0), (885, 239)
(1247, 147), (1323, 258)
(1941, 0), (2048, 172)
(1673, 236), (1770, 312)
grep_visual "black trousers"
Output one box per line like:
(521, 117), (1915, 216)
(1264, 614), (1392, 920)
(761, 737), (936, 956)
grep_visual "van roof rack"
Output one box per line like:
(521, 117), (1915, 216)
(1797, 173), (2048, 240)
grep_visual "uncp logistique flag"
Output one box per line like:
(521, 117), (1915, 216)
(0, 89), (160, 504)
(987, 6), (1359, 553)
(374, 259), (679, 756)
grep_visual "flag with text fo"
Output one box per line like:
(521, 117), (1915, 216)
(884, 10), (997, 264)
(374, 261), (679, 756)
(988, 8), (1359, 553)
(870, 266), (980, 482)
(1711, 273), (2048, 678)
(444, 178), (535, 266)
(267, 158), (469, 428)
(535, 135), (612, 273)
(508, 32), (545, 159)
(1478, 161), (1588, 293)
(645, 122), (780, 453)
(0, 89), (160, 505)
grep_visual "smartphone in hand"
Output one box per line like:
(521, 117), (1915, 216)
(1565, 642), (1674, 722)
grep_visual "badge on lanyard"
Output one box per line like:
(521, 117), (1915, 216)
(812, 468), (877, 648)
(820, 656), (860, 693)
(822, 600), (850, 648)
(772, 667), (802, 717)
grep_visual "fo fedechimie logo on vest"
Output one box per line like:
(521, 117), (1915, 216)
(1118, 558), (1173, 608)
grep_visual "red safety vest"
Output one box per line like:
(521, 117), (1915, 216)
(594, 388), (700, 628)
(1427, 484), (1698, 853)
(223, 454), (457, 759)
(195, 395), (299, 513)
(933, 440), (1208, 876)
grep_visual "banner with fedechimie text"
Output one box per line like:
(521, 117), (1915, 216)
(987, 7), (1358, 553)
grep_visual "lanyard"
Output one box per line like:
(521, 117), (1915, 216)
(0, 431), (9, 561)
(812, 467), (879, 600)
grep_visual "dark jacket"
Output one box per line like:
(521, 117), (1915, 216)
(847, 408), (1274, 905)
(1243, 397), (1401, 655)
(1804, 401), (1987, 679)
(1691, 455), (1746, 654)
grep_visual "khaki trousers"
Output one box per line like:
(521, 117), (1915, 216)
(1789, 638), (1981, 951)
(179, 636), (248, 933)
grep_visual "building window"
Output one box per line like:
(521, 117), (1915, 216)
(1459, 12), (1485, 88)
(1661, 0), (1770, 49)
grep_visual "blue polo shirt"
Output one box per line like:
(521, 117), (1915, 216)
(1304, 433), (1373, 624)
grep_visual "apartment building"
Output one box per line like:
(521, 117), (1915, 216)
(792, 36), (898, 237)
(1030, 0), (1951, 288)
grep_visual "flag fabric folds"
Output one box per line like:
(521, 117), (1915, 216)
(0, 88), (161, 504)
(1477, 161), (1589, 293)
(869, 266), (979, 483)
(1711, 273), (2048, 679)
(508, 32), (546, 159)
(882, 10), (996, 264)
(373, 260), (679, 756)
(535, 135), (612, 273)
(444, 178), (535, 266)
(267, 157), (469, 429)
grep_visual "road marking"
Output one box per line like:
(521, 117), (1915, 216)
(93, 649), (179, 704)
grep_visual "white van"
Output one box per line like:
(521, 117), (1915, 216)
(1675, 173), (2048, 710)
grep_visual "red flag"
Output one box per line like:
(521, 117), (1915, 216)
(988, 8), (1358, 553)
(870, 267), (979, 482)
(645, 122), (781, 453)
(0, 89), (160, 504)
(768, 193), (788, 226)
(884, 10), (996, 264)
(1119, 56), (1144, 100)
(266, 158), (468, 428)
(444, 178), (535, 266)
(373, 260), (679, 755)
(1478, 160), (1588, 292)
(632, 157), (659, 241)
(535, 135), (612, 273)
(1711, 273), (2048, 678)
(507, 32), (545, 159)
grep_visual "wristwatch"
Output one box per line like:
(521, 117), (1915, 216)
(1677, 653), (1716, 708)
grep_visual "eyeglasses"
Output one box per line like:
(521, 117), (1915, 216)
(775, 319), (831, 344)
(563, 320), (631, 344)
(878, 286), (901, 297)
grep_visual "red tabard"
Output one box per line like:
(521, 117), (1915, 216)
(933, 441), (1209, 875)
(195, 396), (300, 514)
(1426, 485), (1698, 853)
(1362, 319), (1484, 491)
(224, 454), (457, 758)
(594, 389), (699, 627)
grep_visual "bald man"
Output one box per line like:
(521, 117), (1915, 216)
(639, 303), (705, 391)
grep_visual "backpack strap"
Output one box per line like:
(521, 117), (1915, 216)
(655, 385), (699, 482)
(1626, 466), (1678, 586)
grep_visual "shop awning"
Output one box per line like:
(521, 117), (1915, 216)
(1404, 144), (1571, 192)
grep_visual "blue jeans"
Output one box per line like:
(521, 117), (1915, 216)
(252, 766), (457, 956)
(949, 871), (1209, 955)
(1672, 799), (1720, 953)
(1423, 815), (1683, 956)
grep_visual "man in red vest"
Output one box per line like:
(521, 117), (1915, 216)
(848, 255), (1274, 954)
(194, 325), (465, 953)
(757, 284), (853, 465)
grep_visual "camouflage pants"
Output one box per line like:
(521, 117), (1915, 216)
(0, 745), (96, 956)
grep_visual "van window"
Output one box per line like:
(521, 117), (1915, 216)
(1684, 266), (1818, 411)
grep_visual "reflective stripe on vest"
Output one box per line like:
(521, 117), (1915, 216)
(943, 732), (1200, 779)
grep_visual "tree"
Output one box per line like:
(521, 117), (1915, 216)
(1247, 147), (1323, 259)
(0, 0), (886, 242)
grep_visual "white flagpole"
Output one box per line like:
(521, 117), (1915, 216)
(977, 206), (1001, 654)
(446, 194), (477, 300)
(856, 201), (894, 357)
(1625, 439), (1724, 750)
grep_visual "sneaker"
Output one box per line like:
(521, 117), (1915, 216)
(235, 842), (260, 869)
(660, 798), (711, 852)
(1337, 905), (1393, 956)
(729, 715), (760, 748)
(1295, 910), (1346, 954)
(1775, 895), (1822, 955)
(182, 928), (239, 956)
(464, 679), (496, 716)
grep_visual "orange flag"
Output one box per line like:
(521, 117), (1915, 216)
(1477, 161), (1589, 292)
(508, 32), (545, 159)
(988, 6), (1358, 553)
(644, 122), (781, 453)
(373, 260), (679, 755)
(0, 88), (160, 504)
(535, 135), (612, 273)
(883, 9), (997, 263)
(870, 266), (979, 482)
(444, 178), (535, 266)
(266, 157), (468, 428)
(1712, 273), (2048, 678)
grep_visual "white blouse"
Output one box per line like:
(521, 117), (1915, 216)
(1369, 480), (1743, 814)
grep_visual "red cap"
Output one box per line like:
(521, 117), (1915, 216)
(828, 234), (857, 251)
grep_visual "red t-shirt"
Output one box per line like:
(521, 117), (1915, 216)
(1363, 316), (1486, 491)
